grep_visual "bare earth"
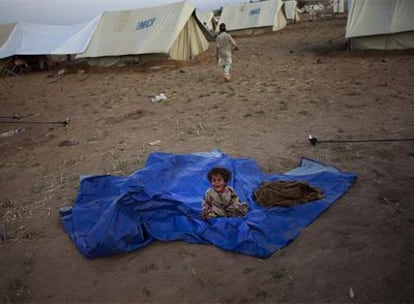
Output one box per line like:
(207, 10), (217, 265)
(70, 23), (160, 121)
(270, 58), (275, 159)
(1, 16), (414, 303)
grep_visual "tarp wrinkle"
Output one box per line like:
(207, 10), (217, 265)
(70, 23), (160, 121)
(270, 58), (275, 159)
(60, 150), (356, 258)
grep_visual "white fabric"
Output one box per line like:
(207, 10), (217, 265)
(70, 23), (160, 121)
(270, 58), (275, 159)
(195, 9), (214, 31)
(349, 31), (414, 50)
(218, 0), (287, 32)
(53, 15), (101, 54)
(0, 16), (100, 59)
(284, 1), (300, 22)
(0, 23), (15, 48)
(346, 0), (414, 50)
(346, 0), (414, 38)
(332, 0), (345, 13)
(216, 32), (237, 66)
(77, 1), (208, 60)
(169, 15), (210, 60)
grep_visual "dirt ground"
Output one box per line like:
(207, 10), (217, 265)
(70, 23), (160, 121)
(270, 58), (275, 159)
(1, 16), (414, 303)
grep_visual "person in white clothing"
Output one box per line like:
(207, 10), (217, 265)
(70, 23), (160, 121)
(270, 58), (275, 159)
(216, 23), (238, 82)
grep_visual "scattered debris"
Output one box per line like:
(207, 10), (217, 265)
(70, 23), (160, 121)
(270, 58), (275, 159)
(349, 287), (355, 299)
(57, 68), (67, 76)
(148, 140), (161, 146)
(150, 93), (167, 103)
(58, 139), (80, 147)
(0, 127), (26, 138)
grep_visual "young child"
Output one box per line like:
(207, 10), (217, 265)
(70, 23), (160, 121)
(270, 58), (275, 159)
(216, 23), (238, 82)
(201, 167), (248, 219)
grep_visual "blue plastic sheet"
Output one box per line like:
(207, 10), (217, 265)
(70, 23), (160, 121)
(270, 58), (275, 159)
(60, 150), (356, 258)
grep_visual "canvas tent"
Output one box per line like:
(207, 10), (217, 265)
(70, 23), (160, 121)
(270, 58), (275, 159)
(0, 23), (15, 70)
(283, 0), (300, 24)
(346, 0), (414, 50)
(77, 1), (210, 63)
(217, 0), (287, 36)
(0, 23), (15, 48)
(195, 8), (217, 32)
(0, 17), (100, 59)
(331, 0), (345, 14)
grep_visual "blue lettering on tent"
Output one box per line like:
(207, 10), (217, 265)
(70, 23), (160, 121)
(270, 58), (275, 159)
(136, 17), (156, 30)
(249, 8), (261, 15)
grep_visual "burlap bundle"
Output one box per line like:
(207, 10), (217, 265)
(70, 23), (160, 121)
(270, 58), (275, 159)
(254, 181), (324, 207)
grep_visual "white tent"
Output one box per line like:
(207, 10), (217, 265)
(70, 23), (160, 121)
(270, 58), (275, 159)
(346, 0), (414, 50)
(0, 23), (16, 70)
(218, 0), (287, 36)
(0, 16), (100, 59)
(283, 1), (300, 24)
(0, 23), (15, 48)
(331, 0), (345, 14)
(77, 1), (209, 62)
(195, 8), (217, 32)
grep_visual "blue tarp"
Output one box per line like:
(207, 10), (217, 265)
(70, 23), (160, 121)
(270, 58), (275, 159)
(60, 150), (356, 258)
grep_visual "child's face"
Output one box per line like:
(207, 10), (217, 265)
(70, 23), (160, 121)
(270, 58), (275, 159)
(211, 174), (226, 193)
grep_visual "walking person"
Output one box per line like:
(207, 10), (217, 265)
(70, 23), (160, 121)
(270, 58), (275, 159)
(216, 23), (238, 82)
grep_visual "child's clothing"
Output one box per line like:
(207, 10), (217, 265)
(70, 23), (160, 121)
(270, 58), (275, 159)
(216, 31), (237, 81)
(201, 186), (248, 219)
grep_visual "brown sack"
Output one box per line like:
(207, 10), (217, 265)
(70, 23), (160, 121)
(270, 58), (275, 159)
(254, 181), (324, 207)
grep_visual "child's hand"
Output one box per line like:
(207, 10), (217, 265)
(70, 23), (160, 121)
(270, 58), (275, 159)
(201, 210), (209, 220)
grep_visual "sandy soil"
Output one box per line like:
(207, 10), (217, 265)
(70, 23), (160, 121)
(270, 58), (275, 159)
(1, 16), (414, 303)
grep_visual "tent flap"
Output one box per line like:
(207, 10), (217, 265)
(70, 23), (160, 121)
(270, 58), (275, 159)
(0, 17), (100, 59)
(346, 0), (414, 50)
